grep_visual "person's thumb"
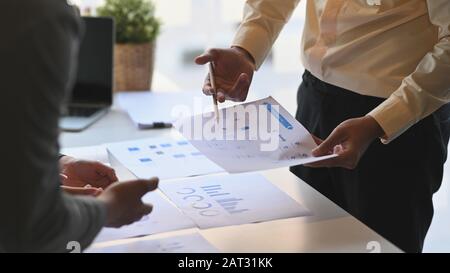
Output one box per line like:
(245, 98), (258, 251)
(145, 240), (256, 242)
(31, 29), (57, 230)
(312, 129), (344, 156)
(141, 203), (154, 216)
(195, 48), (221, 65)
(311, 134), (323, 146)
(195, 55), (211, 65)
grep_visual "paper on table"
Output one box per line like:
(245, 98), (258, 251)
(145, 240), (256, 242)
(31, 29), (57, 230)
(60, 145), (109, 164)
(117, 91), (210, 129)
(87, 232), (218, 253)
(159, 173), (311, 229)
(94, 191), (195, 243)
(176, 96), (337, 173)
(106, 136), (224, 180)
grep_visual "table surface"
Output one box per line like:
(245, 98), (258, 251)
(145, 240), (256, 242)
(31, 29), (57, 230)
(60, 74), (401, 252)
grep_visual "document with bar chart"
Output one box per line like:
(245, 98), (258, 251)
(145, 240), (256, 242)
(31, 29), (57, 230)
(176, 96), (337, 173)
(159, 173), (311, 228)
(106, 136), (224, 180)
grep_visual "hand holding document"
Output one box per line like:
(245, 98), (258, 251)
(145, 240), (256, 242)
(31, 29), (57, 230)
(175, 96), (337, 173)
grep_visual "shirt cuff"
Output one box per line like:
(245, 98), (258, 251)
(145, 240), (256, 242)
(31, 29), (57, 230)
(368, 95), (418, 144)
(232, 23), (272, 70)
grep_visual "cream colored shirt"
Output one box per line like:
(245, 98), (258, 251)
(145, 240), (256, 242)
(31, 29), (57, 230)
(232, 0), (450, 142)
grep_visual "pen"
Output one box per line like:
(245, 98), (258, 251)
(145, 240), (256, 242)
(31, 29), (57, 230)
(208, 62), (220, 123)
(138, 122), (173, 130)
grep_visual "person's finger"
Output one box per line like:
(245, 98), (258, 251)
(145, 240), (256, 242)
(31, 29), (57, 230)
(333, 144), (344, 154)
(203, 85), (214, 96)
(94, 187), (103, 197)
(92, 176), (115, 188)
(61, 186), (101, 196)
(194, 49), (218, 65)
(312, 128), (346, 156)
(59, 173), (68, 183)
(229, 73), (250, 101)
(202, 74), (214, 96)
(216, 89), (226, 103)
(127, 177), (159, 198)
(311, 135), (323, 145)
(94, 162), (118, 182)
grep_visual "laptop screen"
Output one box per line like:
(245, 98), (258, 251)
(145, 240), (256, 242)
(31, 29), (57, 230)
(70, 17), (114, 105)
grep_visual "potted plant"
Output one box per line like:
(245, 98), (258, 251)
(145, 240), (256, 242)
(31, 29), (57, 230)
(97, 0), (161, 91)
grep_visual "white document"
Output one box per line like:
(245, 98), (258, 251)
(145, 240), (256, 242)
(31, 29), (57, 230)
(159, 173), (311, 229)
(94, 191), (196, 243)
(88, 233), (218, 253)
(106, 136), (224, 180)
(117, 91), (210, 129)
(176, 96), (337, 173)
(60, 145), (109, 164)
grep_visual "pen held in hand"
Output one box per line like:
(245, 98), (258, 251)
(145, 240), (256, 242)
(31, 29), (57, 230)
(208, 62), (220, 123)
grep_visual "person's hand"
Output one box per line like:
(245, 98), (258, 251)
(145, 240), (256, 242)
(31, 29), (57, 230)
(195, 47), (255, 103)
(98, 178), (159, 228)
(306, 116), (385, 169)
(59, 156), (118, 190)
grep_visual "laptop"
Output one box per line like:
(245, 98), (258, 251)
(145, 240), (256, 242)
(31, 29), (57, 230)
(60, 17), (114, 132)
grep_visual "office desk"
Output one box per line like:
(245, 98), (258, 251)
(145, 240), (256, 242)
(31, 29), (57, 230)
(60, 93), (402, 253)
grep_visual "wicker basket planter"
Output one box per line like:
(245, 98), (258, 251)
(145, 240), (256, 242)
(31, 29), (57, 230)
(114, 42), (155, 92)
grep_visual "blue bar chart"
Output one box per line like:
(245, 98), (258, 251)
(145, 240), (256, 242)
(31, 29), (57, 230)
(201, 185), (249, 214)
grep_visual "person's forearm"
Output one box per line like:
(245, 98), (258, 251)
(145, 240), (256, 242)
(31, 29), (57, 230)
(368, 0), (450, 143)
(232, 0), (300, 69)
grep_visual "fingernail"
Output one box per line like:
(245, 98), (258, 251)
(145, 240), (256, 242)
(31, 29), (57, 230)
(334, 145), (343, 154)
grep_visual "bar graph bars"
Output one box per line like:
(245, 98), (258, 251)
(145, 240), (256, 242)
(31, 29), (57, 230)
(201, 185), (249, 215)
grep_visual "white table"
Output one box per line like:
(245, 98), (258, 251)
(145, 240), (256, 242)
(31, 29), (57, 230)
(60, 71), (402, 252)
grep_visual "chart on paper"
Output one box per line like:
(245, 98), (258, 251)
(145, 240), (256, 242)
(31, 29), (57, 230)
(159, 173), (311, 229)
(106, 137), (224, 180)
(177, 96), (337, 173)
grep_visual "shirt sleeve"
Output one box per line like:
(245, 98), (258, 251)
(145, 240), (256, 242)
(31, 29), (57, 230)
(0, 1), (106, 252)
(368, 0), (450, 143)
(232, 0), (301, 69)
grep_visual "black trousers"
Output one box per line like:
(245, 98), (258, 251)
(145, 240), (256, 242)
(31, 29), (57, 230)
(291, 70), (450, 253)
